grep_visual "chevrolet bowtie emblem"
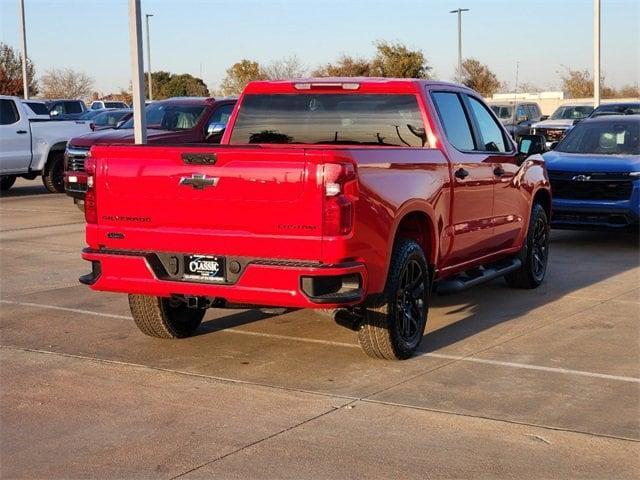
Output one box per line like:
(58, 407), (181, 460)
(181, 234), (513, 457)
(571, 174), (591, 182)
(179, 173), (220, 189)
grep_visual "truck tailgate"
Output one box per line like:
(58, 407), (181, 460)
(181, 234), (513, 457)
(90, 145), (324, 260)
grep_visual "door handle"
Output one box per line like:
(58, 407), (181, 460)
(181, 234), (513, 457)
(454, 168), (469, 180)
(493, 166), (505, 176)
(16, 130), (27, 134)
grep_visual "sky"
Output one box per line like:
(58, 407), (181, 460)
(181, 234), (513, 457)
(1, 0), (638, 95)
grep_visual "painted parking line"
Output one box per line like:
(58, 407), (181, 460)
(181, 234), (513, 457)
(2, 299), (639, 384)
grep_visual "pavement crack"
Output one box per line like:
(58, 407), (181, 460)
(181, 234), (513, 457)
(169, 403), (351, 479)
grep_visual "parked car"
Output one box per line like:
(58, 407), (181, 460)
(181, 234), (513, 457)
(532, 103), (595, 147)
(488, 101), (544, 140)
(78, 109), (109, 121)
(589, 102), (640, 118)
(45, 99), (87, 120)
(78, 79), (551, 360)
(21, 100), (51, 120)
(88, 108), (132, 131)
(89, 100), (129, 110)
(0, 95), (91, 192)
(64, 96), (236, 205)
(544, 115), (639, 230)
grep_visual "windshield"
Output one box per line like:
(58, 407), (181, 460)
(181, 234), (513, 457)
(93, 110), (131, 127)
(229, 94), (426, 146)
(120, 103), (206, 130)
(556, 120), (639, 155)
(79, 110), (103, 120)
(490, 105), (513, 119)
(104, 102), (128, 108)
(592, 103), (640, 115)
(550, 105), (594, 120)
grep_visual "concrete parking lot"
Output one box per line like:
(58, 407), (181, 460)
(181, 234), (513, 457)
(1, 178), (638, 479)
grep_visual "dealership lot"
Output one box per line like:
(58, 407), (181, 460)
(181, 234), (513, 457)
(1, 179), (638, 478)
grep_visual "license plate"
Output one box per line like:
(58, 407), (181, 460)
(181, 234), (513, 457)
(184, 255), (225, 282)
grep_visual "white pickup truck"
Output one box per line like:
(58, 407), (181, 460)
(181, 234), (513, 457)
(0, 95), (92, 193)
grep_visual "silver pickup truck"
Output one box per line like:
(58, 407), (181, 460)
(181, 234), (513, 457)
(1, 95), (92, 193)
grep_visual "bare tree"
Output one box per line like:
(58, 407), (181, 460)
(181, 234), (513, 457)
(558, 67), (617, 98)
(261, 55), (306, 80)
(40, 68), (94, 100)
(457, 58), (501, 97)
(617, 84), (640, 98)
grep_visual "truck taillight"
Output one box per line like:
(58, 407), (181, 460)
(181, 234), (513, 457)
(322, 163), (357, 236)
(84, 155), (97, 224)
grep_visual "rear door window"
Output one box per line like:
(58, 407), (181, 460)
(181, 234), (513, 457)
(0, 99), (20, 125)
(230, 94), (426, 147)
(25, 102), (49, 115)
(64, 101), (84, 114)
(431, 92), (475, 151)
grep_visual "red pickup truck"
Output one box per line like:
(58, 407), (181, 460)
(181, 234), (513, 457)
(80, 78), (551, 360)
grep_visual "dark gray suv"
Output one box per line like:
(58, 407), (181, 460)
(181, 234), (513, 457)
(489, 101), (544, 140)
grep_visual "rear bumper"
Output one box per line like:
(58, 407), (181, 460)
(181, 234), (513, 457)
(81, 249), (368, 308)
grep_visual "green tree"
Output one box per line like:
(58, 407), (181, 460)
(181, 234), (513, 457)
(220, 60), (265, 96)
(163, 74), (208, 97)
(457, 58), (501, 96)
(312, 55), (372, 77)
(370, 41), (431, 78)
(0, 42), (38, 96)
(143, 71), (172, 98)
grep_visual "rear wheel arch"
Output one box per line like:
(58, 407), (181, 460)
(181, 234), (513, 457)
(45, 142), (67, 172)
(382, 205), (438, 292)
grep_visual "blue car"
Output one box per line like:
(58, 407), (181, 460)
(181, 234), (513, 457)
(543, 115), (639, 230)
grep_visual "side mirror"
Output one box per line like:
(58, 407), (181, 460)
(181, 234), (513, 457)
(549, 141), (559, 150)
(206, 122), (226, 140)
(50, 110), (60, 117)
(115, 120), (126, 129)
(517, 134), (546, 162)
(89, 122), (95, 131)
(539, 115), (549, 121)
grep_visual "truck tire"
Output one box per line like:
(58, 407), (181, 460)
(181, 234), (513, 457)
(42, 152), (65, 193)
(0, 175), (17, 192)
(505, 203), (549, 289)
(357, 238), (429, 360)
(128, 294), (205, 339)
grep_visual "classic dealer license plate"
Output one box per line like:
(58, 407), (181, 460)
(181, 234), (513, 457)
(184, 255), (225, 282)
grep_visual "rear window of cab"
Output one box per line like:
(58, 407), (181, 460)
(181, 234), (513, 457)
(229, 94), (426, 147)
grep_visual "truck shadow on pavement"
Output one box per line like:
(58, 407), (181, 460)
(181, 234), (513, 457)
(0, 184), (54, 198)
(417, 229), (639, 354)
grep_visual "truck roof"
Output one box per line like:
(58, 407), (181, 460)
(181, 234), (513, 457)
(243, 78), (475, 95)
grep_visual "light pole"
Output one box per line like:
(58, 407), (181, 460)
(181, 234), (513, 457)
(593, 0), (600, 106)
(129, 0), (147, 144)
(450, 8), (469, 84)
(17, 0), (29, 99)
(145, 13), (153, 101)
